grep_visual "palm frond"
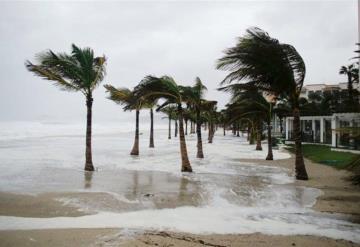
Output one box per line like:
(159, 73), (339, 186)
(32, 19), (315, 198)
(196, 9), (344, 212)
(26, 44), (107, 96)
(104, 84), (139, 111)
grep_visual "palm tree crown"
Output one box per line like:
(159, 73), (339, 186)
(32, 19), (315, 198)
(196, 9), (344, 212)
(26, 44), (106, 96)
(216, 27), (305, 104)
(104, 85), (143, 111)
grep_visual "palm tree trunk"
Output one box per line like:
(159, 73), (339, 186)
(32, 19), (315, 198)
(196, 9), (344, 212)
(266, 120), (273, 160)
(236, 123), (240, 137)
(293, 106), (308, 180)
(255, 121), (262, 151)
(223, 124), (226, 136)
(175, 119), (178, 137)
(130, 110), (140, 155)
(178, 104), (192, 172)
(168, 116), (171, 140)
(149, 108), (154, 148)
(196, 109), (204, 158)
(85, 95), (94, 171)
(208, 122), (214, 143)
(185, 119), (188, 135)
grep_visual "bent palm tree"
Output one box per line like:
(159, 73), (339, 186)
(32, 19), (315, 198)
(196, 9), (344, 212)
(186, 77), (208, 158)
(217, 27), (308, 179)
(134, 75), (193, 172)
(104, 85), (144, 156)
(25, 44), (106, 171)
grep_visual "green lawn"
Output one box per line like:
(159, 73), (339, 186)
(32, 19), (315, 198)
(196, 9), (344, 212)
(285, 144), (357, 168)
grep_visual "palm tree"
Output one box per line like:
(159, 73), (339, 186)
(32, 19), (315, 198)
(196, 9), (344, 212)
(339, 64), (359, 110)
(104, 85), (144, 156)
(134, 75), (193, 172)
(219, 110), (227, 136)
(219, 85), (267, 151)
(217, 27), (308, 180)
(182, 108), (191, 136)
(186, 77), (209, 158)
(174, 118), (178, 137)
(201, 101), (218, 144)
(225, 98), (264, 151)
(159, 105), (177, 140)
(25, 44), (106, 171)
(143, 101), (157, 148)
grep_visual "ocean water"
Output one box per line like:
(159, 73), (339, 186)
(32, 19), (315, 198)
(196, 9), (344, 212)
(0, 120), (359, 243)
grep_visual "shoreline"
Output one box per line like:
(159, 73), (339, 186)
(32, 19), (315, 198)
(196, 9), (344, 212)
(0, 152), (359, 246)
(238, 153), (360, 222)
(0, 229), (358, 247)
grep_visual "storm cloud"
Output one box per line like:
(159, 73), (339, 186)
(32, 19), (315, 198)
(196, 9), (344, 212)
(0, 0), (357, 121)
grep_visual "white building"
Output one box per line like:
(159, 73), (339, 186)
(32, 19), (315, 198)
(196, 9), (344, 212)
(284, 113), (360, 151)
(300, 83), (360, 99)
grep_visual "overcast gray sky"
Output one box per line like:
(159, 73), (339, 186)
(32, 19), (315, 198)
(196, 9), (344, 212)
(0, 0), (358, 122)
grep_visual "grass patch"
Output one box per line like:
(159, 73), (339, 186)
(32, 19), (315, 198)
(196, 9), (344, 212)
(285, 144), (357, 168)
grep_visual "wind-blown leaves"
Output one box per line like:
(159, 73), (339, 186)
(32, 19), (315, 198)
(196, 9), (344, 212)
(104, 84), (143, 111)
(25, 44), (106, 96)
(134, 75), (181, 103)
(216, 27), (306, 102)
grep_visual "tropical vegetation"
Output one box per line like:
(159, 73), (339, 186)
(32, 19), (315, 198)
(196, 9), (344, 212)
(216, 27), (309, 180)
(26, 44), (106, 171)
(134, 75), (193, 172)
(25, 28), (360, 184)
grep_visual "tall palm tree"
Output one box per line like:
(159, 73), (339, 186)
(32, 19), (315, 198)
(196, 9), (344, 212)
(186, 77), (208, 158)
(174, 118), (178, 137)
(134, 75), (193, 172)
(25, 44), (106, 171)
(217, 27), (308, 179)
(143, 101), (157, 148)
(219, 110), (227, 136)
(201, 101), (218, 144)
(182, 108), (191, 136)
(104, 85), (144, 156)
(160, 105), (177, 140)
(339, 64), (359, 110)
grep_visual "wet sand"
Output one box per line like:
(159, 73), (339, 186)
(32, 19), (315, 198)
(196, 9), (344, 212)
(0, 229), (358, 247)
(239, 153), (360, 221)
(0, 152), (359, 246)
(0, 192), (86, 218)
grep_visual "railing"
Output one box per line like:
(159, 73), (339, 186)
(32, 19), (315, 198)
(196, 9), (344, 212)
(336, 134), (360, 151)
(287, 131), (360, 150)
(287, 131), (321, 144)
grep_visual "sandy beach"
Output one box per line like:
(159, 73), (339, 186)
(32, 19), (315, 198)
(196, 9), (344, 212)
(0, 125), (359, 247)
(0, 154), (359, 246)
(1, 0), (360, 245)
